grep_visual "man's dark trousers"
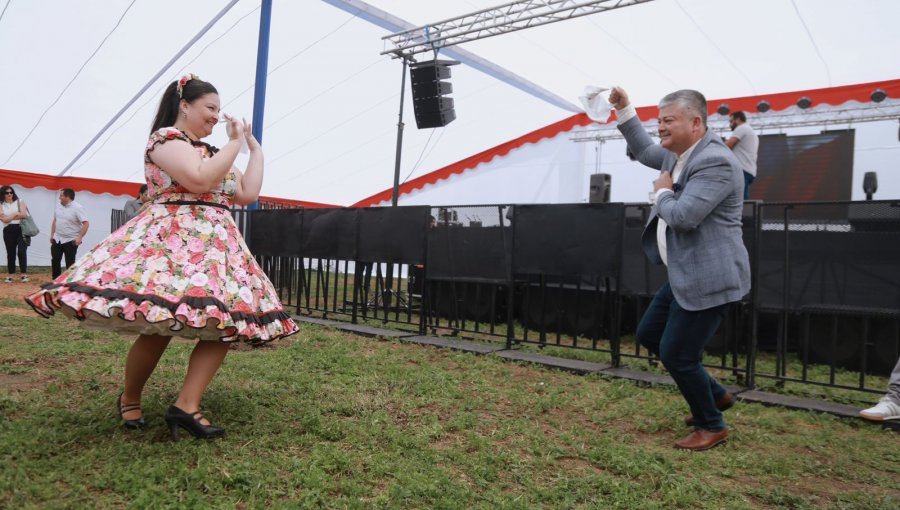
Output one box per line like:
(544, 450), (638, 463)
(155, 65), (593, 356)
(51, 240), (78, 278)
(636, 282), (730, 431)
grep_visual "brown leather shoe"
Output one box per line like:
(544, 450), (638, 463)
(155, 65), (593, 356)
(674, 428), (728, 451)
(684, 392), (736, 427)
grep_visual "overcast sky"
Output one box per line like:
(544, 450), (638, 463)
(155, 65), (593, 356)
(0, 0), (897, 205)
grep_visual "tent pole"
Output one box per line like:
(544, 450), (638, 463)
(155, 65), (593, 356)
(248, 0), (273, 211)
(390, 58), (408, 207)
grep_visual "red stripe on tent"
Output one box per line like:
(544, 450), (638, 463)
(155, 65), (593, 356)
(1, 167), (142, 196)
(351, 113), (595, 207)
(706, 78), (900, 114)
(0, 168), (336, 208)
(352, 79), (900, 208)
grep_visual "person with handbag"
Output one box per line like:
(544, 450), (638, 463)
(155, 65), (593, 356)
(0, 185), (30, 282)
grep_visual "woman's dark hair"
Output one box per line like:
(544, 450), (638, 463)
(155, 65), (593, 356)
(0, 185), (18, 201)
(150, 77), (218, 133)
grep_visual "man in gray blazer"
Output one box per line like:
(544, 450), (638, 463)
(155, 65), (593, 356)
(609, 86), (751, 450)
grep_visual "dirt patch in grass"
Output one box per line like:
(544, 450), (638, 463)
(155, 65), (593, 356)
(554, 455), (608, 475)
(726, 471), (900, 508)
(430, 430), (465, 451)
(0, 372), (49, 391)
(0, 275), (48, 298)
(1, 273), (52, 318)
(0, 306), (34, 317)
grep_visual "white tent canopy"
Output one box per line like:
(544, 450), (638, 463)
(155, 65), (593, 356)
(1, 0), (898, 207)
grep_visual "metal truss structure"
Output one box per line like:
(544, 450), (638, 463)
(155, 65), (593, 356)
(570, 100), (900, 143)
(381, 0), (654, 58)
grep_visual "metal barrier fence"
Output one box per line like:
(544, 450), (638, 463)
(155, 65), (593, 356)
(752, 200), (900, 393)
(110, 209), (127, 232)
(236, 200), (899, 396)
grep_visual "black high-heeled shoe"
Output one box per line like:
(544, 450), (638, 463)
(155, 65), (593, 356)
(116, 392), (146, 429)
(165, 405), (225, 440)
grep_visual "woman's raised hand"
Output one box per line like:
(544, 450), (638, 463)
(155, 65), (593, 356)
(243, 119), (261, 153)
(223, 113), (243, 141)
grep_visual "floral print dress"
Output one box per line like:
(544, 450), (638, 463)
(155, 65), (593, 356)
(25, 127), (298, 344)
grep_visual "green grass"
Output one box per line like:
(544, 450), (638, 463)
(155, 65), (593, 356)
(1, 312), (899, 509)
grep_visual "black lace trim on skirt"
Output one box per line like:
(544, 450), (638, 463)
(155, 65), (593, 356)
(37, 282), (292, 326)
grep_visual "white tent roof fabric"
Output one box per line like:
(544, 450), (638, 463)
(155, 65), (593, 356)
(1, 0), (898, 207)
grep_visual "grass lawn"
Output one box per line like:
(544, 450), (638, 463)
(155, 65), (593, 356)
(1, 272), (898, 509)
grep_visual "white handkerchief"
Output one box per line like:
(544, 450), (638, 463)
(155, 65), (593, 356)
(579, 85), (611, 123)
(219, 112), (250, 154)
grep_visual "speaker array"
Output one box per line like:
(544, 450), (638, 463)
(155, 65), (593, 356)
(409, 60), (458, 129)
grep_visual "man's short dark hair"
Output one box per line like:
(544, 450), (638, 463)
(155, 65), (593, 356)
(730, 111), (747, 122)
(138, 184), (148, 195)
(61, 188), (75, 200)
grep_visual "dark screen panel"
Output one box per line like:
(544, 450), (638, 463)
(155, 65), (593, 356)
(752, 130), (854, 203)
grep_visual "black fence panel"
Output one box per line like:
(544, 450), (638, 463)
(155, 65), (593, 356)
(513, 203), (625, 277)
(426, 205), (512, 282)
(757, 201), (900, 311)
(422, 205), (512, 339)
(110, 209), (127, 232)
(357, 206), (429, 264)
(751, 201), (900, 388)
(301, 208), (358, 260)
(247, 208), (303, 257)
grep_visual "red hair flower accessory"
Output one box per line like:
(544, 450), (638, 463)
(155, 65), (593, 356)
(176, 73), (199, 98)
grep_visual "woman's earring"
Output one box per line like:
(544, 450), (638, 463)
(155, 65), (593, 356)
(181, 111), (187, 119)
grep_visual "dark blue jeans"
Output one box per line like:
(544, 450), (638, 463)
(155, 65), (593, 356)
(743, 172), (755, 200)
(636, 283), (729, 431)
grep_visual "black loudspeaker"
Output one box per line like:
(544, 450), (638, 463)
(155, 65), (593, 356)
(863, 171), (878, 200)
(410, 60), (458, 129)
(589, 173), (611, 203)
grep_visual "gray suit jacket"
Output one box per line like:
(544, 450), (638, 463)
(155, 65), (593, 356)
(618, 115), (751, 311)
(123, 198), (142, 221)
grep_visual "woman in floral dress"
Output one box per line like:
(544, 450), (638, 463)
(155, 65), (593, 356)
(26, 74), (298, 439)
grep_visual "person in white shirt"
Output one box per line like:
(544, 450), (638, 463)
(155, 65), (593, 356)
(726, 111), (759, 199)
(0, 185), (30, 282)
(50, 188), (89, 278)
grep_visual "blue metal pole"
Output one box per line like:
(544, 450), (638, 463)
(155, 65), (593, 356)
(248, 0), (273, 210)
